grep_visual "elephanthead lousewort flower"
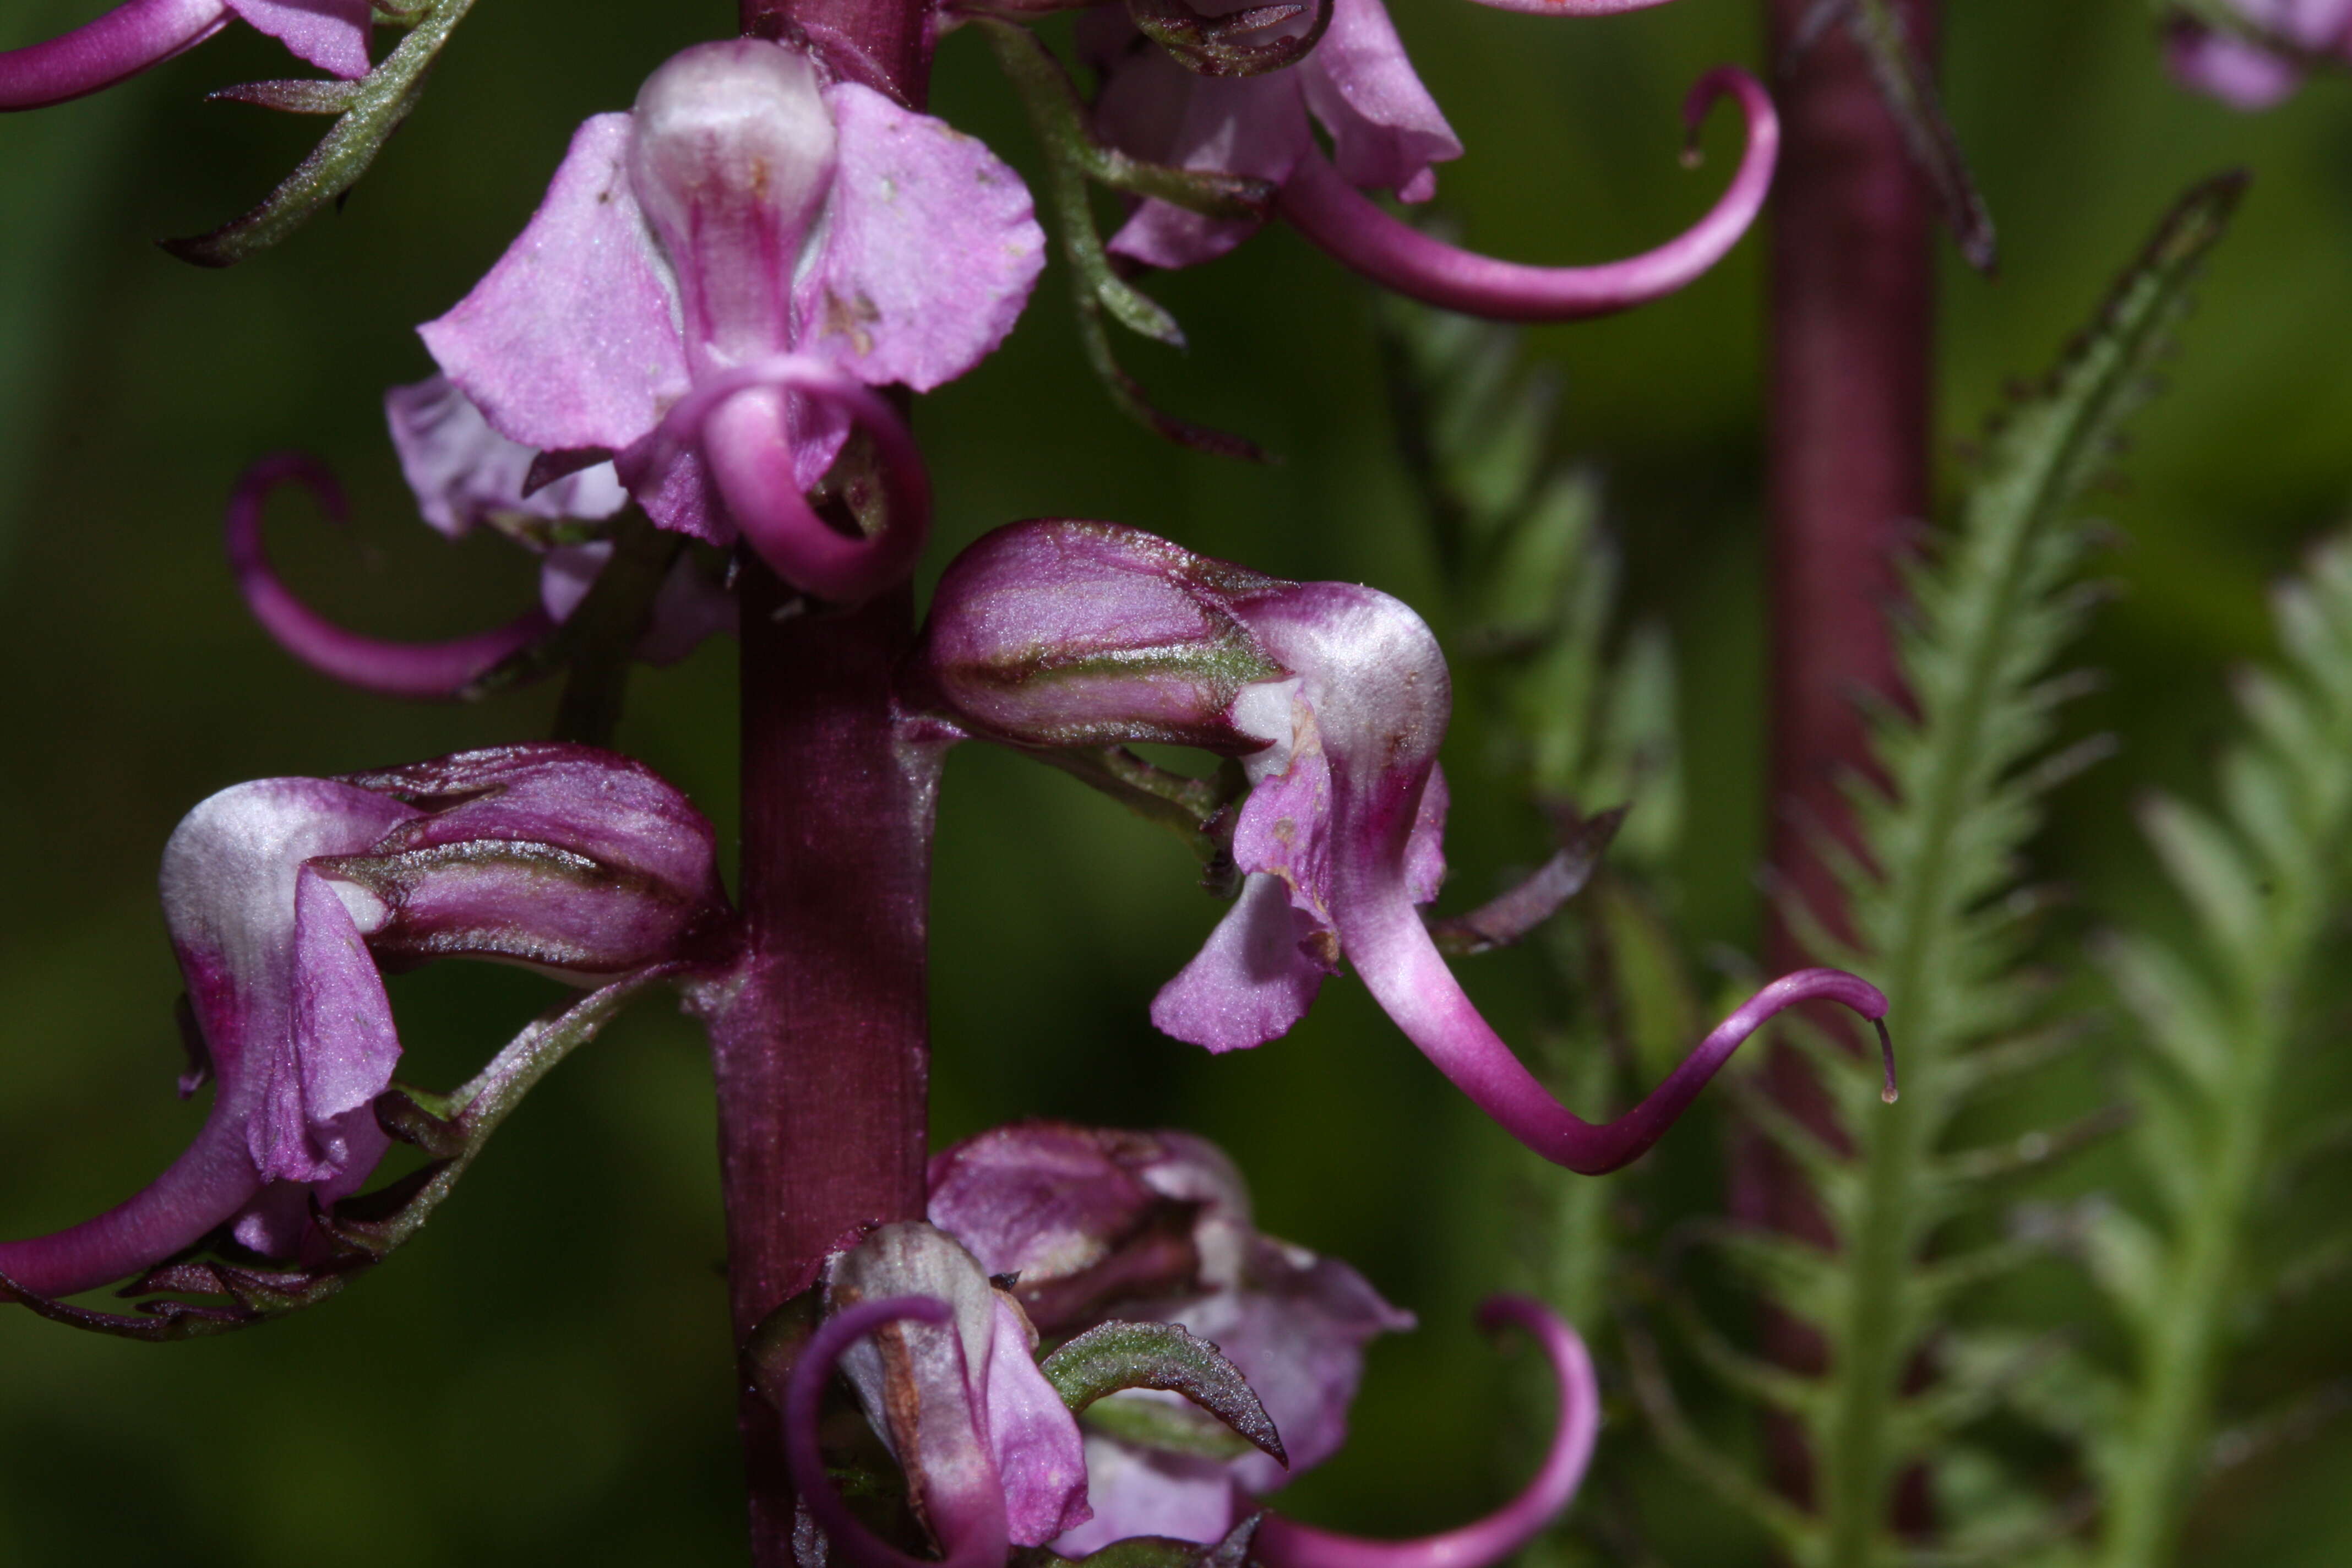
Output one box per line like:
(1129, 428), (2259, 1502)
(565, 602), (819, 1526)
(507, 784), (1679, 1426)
(911, 521), (1894, 1174)
(0, 0), (372, 111)
(1078, 0), (1778, 320)
(420, 37), (1043, 603)
(0, 744), (725, 1299)
(791, 1123), (1600, 1568)
(2166, 0), (2352, 108)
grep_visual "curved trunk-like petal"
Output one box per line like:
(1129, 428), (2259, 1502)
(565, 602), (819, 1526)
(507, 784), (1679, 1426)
(788, 1296), (1017, 1568)
(1351, 882), (1889, 1172)
(1253, 1297), (1596, 1568)
(420, 113), (689, 460)
(224, 0), (370, 79)
(226, 454), (554, 699)
(0, 0), (227, 111)
(0, 1100), (263, 1299)
(628, 355), (932, 604)
(1276, 67), (1777, 322)
(803, 83), (1048, 393)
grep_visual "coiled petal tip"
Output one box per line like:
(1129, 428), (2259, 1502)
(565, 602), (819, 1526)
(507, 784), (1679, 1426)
(225, 452), (554, 699)
(787, 1294), (1014, 1568)
(1254, 1295), (1597, 1568)
(1276, 64), (1778, 323)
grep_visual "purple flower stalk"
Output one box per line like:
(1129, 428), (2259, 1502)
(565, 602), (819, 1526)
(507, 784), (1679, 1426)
(419, 37), (1035, 602)
(2168, 0), (2352, 108)
(0, 0), (371, 112)
(1081, 0), (1776, 320)
(916, 522), (1895, 1173)
(0, 744), (723, 1299)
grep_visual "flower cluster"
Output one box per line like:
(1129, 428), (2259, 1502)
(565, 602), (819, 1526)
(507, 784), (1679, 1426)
(788, 1121), (1598, 1568)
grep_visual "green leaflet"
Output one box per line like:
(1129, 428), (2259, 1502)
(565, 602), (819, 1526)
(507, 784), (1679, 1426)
(2084, 532), (2352, 1567)
(1676, 173), (2243, 1568)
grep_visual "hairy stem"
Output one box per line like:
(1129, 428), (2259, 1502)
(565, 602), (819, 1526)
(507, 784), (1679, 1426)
(711, 570), (939, 1565)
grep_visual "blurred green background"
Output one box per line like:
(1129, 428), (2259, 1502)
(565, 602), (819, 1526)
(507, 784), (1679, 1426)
(1, 0), (2349, 1561)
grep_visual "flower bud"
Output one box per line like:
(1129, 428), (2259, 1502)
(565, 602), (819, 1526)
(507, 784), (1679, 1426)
(914, 519), (1289, 749)
(327, 743), (729, 977)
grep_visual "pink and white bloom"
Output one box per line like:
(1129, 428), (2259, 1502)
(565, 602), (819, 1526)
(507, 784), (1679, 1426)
(1082, 0), (1778, 321)
(420, 37), (1044, 602)
(0, 745), (726, 1299)
(0, 0), (372, 112)
(912, 1120), (1602, 1568)
(2168, 0), (2352, 108)
(914, 521), (1894, 1174)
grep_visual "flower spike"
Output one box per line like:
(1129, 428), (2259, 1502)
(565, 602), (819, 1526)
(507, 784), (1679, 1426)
(1275, 67), (1778, 322)
(622, 354), (932, 606)
(226, 452), (554, 699)
(787, 1295), (1017, 1568)
(1255, 1297), (1597, 1568)
(0, 0), (228, 110)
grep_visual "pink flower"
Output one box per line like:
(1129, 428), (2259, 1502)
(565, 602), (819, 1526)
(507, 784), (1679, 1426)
(915, 521), (1895, 1174)
(420, 38), (1043, 601)
(1082, 0), (1778, 320)
(0, 745), (725, 1299)
(1, 0), (372, 112)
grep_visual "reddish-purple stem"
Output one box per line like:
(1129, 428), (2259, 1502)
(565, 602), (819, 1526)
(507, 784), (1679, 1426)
(711, 572), (938, 1566)
(1744, 0), (1937, 1513)
(742, 0), (931, 104)
(707, 7), (938, 1563)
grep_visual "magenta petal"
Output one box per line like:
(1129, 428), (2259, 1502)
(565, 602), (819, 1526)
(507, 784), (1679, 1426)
(926, 1123), (1166, 1284)
(1295, 0), (1460, 199)
(1277, 67), (1778, 322)
(630, 355), (933, 603)
(2167, 25), (2308, 108)
(0, 0), (228, 111)
(225, 0), (369, 78)
(1103, 68), (1311, 269)
(0, 1104), (263, 1299)
(1050, 1439), (1238, 1555)
(635, 550), (738, 665)
(1254, 1298), (1597, 1568)
(986, 1293), (1096, 1545)
(1152, 874), (1331, 1053)
(385, 375), (627, 541)
(226, 453), (557, 698)
(1450, 0), (1679, 13)
(248, 865), (400, 1184)
(1173, 1239), (1412, 1491)
(802, 83), (1047, 391)
(420, 113), (689, 460)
